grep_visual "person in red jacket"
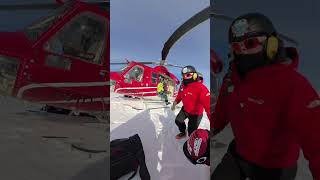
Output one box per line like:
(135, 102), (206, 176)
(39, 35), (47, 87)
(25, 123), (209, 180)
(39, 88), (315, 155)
(171, 66), (210, 139)
(172, 72), (204, 111)
(211, 13), (320, 180)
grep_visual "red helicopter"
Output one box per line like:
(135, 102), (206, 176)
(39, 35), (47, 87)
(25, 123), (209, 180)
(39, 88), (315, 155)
(0, 0), (109, 115)
(110, 60), (181, 97)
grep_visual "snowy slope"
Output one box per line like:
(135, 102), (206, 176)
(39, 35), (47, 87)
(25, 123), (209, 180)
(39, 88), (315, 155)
(110, 92), (211, 180)
(0, 96), (107, 180)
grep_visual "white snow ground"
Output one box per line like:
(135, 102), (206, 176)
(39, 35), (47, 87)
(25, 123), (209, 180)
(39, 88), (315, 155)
(0, 95), (107, 180)
(110, 91), (211, 180)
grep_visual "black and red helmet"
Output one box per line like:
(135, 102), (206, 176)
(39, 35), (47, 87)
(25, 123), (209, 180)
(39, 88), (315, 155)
(183, 129), (210, 165)
(181, 65), (197, 75)
(228, 13), (277, 43)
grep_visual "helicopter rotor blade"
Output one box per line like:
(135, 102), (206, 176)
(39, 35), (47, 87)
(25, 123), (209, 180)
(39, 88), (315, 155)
(161, 6), (299, 62)
(138, 62), (156, 65)
(111, 61), (158, 65)
(0, 3), (58, 10)
(209, 10), (234, 21)
(166, 64), (184, 68)
(161, 6), (211, 61)
(110, 62), (129, 65)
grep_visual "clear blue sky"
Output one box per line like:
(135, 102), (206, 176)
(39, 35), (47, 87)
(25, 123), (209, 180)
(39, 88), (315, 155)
(111, 0), (210, 88)
(211, 0), (320, 91)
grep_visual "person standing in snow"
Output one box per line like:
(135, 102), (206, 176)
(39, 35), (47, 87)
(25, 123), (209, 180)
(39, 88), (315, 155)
(211, 13), (320, 180)
(163, 77), (171, 105)
(157, 76), (170, 105)
(172, 72), (204, 111)
(171, 66), (210, 139)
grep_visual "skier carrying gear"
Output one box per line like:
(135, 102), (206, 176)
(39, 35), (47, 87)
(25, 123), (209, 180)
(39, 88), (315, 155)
(163, 77), (171, 105)
(211, 13), (320, 180)
(171, 65), (210, 139)
(157, 76), (170, 105)
(181, 74), (211, 167)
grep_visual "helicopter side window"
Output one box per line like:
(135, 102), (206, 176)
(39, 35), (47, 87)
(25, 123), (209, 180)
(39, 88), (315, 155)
(124, 66), (144, 83)
(45, 12), (106, 64)
(151, 72), (158, 84)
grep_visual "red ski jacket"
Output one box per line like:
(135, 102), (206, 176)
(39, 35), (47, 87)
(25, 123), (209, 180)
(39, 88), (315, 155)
(212, 48), (320, 179)
(174, 82), (210, 119)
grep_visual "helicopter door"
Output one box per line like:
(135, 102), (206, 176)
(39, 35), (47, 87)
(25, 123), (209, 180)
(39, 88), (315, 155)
(33, 11), (107, 111)
(159, 74), (175, 97)
(123, 65), (144, 95)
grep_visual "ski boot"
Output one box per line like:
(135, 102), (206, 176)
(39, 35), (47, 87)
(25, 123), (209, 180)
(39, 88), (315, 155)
(175, 132), (186, 140)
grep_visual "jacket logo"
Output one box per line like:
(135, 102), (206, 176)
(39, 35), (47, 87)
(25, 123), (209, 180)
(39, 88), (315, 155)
(187, 92), (193, 95)
(307, 99), (320, 109)
(227, 85), (234, 93)
(248, 97), (264, 105)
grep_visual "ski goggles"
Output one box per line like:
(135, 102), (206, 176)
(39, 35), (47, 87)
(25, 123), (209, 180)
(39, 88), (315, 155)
(182, 73), (194, 80)
(231, 36), (266, 54)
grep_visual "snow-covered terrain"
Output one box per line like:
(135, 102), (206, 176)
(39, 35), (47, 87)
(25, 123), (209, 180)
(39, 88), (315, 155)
(110, 92), (211, 180)
(0, 96), (107, 180)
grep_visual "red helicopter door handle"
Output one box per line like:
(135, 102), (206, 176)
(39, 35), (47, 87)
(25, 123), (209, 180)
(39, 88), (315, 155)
(99, 69), (107, 76)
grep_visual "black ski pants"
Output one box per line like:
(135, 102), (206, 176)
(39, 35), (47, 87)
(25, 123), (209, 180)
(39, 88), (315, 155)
(175, 106), (203, 136)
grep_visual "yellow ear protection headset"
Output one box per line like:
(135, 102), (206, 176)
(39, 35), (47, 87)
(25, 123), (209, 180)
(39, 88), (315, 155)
(265, 34), (279, 60)
(192, 72), (198, 81)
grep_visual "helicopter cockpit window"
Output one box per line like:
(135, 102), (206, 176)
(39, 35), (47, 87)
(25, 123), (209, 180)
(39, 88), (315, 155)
(24, 1), (74, 43)
(124, 66), (144, 83)
(45, 12), (106, 64)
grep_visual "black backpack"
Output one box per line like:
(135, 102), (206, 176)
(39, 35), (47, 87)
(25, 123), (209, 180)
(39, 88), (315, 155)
(110, 134), (150, 180)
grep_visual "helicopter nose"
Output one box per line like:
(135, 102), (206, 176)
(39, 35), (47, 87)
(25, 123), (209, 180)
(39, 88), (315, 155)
(0, 55), (19, 96)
